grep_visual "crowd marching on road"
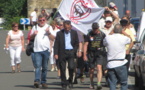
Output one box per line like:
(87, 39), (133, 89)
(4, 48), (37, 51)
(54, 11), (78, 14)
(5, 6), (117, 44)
(4, 1), (138, 90)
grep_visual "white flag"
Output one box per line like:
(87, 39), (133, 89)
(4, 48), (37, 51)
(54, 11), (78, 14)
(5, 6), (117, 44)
(58, 0), (105, 35)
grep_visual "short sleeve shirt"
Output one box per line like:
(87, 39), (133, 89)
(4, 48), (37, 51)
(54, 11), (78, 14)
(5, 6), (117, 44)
(85, 30), (106, 51)
(30, 11), (37, 22)
(124, 28), (135, 50)
(8, 30), (23, 47)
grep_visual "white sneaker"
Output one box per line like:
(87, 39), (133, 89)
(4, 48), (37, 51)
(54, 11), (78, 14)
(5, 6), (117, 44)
(55, 67), (58, 71)
(51, 68), (55, 71)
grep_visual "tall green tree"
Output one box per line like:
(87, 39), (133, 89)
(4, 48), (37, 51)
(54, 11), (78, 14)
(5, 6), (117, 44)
(1, 0), (27, 30)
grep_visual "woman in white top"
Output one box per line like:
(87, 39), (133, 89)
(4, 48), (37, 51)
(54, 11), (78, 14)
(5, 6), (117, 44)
(5, 22), (25, 73)
(49, 20), (60, 72)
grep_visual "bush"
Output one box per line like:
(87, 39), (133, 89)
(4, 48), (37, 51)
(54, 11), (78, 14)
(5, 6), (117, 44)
(2, 16), (25, 30)
(1, 0), (27, 30)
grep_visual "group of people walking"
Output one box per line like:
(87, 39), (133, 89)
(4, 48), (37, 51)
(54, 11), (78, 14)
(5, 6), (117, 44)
(5, 2), (136, 90)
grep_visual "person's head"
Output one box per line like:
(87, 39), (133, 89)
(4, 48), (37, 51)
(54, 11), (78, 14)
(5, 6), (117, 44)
(12, 22), (19, 31)
(125, 10), (130, 16)
(52, 8), (57, 13)
(120, 15), (130, 27)
(114, 24), (123, 34)
(55, 18), (64, 30)
(104, 10), (111, 17)
(34, 8), (38, 12)
(109, 2), (117, 10)
(63, 20), (71, 31)
(38, 15), (46, 27)
(92, 22), (99, 33)
(41, 9), (45, 14)
(50, 20), (57, 29)
(105, 17), (113, 28)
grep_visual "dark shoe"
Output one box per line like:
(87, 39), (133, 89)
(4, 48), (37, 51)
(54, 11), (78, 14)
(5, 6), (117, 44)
(69, 83), (73, 89)
(62, 86), (67, 90)
(96, 83), (102, 90)
(34, 82), (40, 88)
(77, 74), (83, 78)
(41, 83), (48, 88)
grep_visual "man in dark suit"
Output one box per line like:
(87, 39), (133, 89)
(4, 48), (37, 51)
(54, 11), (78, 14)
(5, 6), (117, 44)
(54, 20), (79, 90)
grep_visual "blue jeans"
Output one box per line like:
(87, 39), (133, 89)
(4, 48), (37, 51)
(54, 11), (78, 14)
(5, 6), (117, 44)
(31, 53), (35, 63)
(107, 65), (128, 90)
(33, 50), (50, 84)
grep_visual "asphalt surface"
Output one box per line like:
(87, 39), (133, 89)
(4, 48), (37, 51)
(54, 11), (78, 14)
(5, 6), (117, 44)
(0, 30), (138, 90)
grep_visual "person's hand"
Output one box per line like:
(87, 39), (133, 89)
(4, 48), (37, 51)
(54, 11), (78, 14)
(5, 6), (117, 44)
(126, 49), (130, 54)
(54, 55), (58, 60)
(5, 46), (8, 49)
(22, 47), (25, 51)
(34, 31), (38, 35)
(83, 55), (88, 61)
(105, 7), (110, 11)
(46, 27), (51, 34)
(77, 51), (82, 57)
(46, 27), (49, 32)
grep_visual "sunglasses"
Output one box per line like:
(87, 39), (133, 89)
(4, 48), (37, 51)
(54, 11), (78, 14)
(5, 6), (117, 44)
(13, 26), (18, 27)
(39, 19), (46, 22)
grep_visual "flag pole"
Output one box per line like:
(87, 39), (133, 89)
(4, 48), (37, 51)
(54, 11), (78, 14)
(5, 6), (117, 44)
(49, 0), (64, 24)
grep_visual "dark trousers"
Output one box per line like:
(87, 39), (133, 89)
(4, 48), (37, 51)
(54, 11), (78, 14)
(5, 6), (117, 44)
(59, 50), (75, 86)
(125, 54), (131, 71)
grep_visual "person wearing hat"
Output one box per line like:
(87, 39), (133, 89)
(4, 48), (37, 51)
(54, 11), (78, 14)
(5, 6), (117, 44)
(108, 2), (119, 16)
(99, 6), (119, 30)
(100, 17), (114, 35)
(30, 8), (38, 26)
(83, 22), (106, 89)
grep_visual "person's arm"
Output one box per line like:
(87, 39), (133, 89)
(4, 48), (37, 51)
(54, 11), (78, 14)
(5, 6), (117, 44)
(122, 29), (134, 54)
(103, 37), (108, 46)
(30, 15), (33, 25)
(83, 42), (88, 61)
(21, 36), (25, 51)
(54, 32), (59, 60)
(20, 31), (25, 51)
(77, 42), (83, 57)
(5, 35), (10, 49)
(74, 31), (79, 54)
(105, 7), (119, 25)
(46, 27), (55, 41)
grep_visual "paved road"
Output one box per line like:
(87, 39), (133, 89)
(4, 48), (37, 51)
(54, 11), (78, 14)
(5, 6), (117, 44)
(0, 30), (138, 90)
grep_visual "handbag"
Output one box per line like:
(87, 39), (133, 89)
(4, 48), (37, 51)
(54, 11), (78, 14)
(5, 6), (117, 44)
(26, 39), (34, 56)
(26, 25), (37, 56)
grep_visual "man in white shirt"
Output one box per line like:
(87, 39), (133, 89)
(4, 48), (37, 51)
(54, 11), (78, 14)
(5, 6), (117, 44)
(100, 17), (114, 35)
(30, 15), (54, 88)
(103, 24), (131, 90)
(30, 8), (38, 26)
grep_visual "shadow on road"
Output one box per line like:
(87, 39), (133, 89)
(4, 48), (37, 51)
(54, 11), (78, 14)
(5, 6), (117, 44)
(15, 85), (34, 88)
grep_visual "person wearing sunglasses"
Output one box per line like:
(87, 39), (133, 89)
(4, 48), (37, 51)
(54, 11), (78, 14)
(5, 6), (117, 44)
(5, 22), (25, 73)
(30, 15), (55, 88)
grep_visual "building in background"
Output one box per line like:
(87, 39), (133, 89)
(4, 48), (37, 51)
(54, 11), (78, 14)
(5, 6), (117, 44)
(27, 0), (62, 16)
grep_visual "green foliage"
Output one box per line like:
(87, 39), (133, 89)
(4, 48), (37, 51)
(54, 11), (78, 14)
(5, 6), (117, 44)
(0, 0), (27, 30)
(2, 16), (24, 30)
